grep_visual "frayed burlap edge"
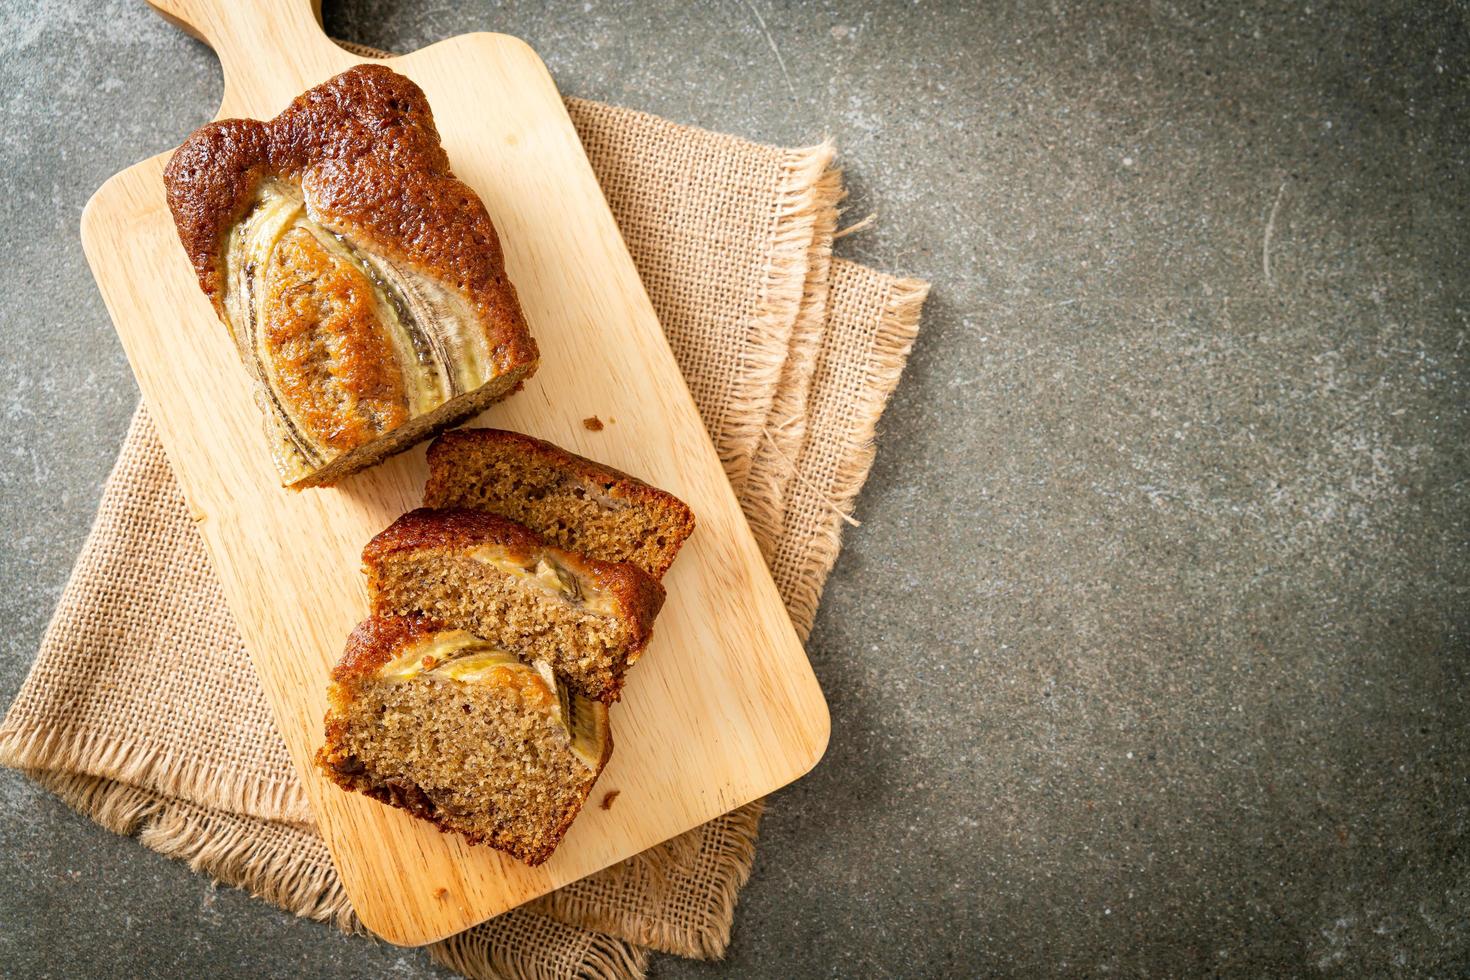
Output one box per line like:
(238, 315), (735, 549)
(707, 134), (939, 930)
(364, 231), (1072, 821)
(429, 919), (650, 980)
(743, 167), (843, 559)
(529, 801), (763, 960)
(0, 405), (310, 828)
(783, 276), (930, 639)
(31, 765), (650, 979)
(30, 769), (359, 932)
(717, 141), (836, 497)
(0, 406), (314, 827)
(0, 723), (312, 827)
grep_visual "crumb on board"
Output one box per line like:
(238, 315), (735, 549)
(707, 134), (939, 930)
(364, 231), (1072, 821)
(600, 790), (620, 810)
(433, 887), (449, 899)
(583, 416), (604, 431)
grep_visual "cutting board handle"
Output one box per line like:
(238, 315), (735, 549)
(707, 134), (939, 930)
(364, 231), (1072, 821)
(148, 0), (348, 118)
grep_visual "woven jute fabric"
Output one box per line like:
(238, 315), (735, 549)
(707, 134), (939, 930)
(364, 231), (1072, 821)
(0, 70), (928, 979)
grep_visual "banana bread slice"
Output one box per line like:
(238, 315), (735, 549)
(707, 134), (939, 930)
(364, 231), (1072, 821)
(163, 65), (538, 489)
(424, 428), (695, 579)
(363, 508), (665, 702)
(317, 615), (610, 864)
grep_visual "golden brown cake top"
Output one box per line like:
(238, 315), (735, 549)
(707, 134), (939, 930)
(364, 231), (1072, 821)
(332, 613), (447, 681)
(162, 64), (536, 375)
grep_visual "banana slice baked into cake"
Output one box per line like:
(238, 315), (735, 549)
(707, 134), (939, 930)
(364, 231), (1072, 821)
(163, 64), (538, 488)
(425, 428), (695, 578)
(364, 508), (665, 702)
(317, 615), (610, 864)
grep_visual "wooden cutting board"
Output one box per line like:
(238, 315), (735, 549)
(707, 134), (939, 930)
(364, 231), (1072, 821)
(81, 0), (829, 946)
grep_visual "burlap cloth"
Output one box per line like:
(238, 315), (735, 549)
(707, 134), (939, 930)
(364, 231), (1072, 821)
(0, 49), (929, 979)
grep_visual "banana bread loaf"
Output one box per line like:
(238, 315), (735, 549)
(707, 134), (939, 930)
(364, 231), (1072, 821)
(424, 428), (695, 579)
(163, 65), (538, 489)
(363, 508), (665, 702)
(316, 615), (610, 864)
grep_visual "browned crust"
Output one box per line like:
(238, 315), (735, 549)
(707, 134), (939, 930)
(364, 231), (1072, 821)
(330, 613), (445, 682)
(163, 64), (537, 376)
(317, 616), (612, 865)
(424, 427), (697, 577)
(362, 507), (667, 646)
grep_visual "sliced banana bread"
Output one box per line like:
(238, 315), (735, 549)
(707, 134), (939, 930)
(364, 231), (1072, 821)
(317, 615), (610, 864)
(363, 508), (665, 702)
(424, 428), (695, 579)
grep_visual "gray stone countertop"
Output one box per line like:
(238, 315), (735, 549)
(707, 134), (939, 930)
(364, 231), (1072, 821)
(2, 1), (1466, 976)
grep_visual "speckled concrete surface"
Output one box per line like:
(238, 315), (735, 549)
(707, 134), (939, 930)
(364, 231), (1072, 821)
(2, 1), (1467, 976)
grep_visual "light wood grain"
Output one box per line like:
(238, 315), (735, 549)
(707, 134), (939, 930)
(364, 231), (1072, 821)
(80, 0), (829, 946)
